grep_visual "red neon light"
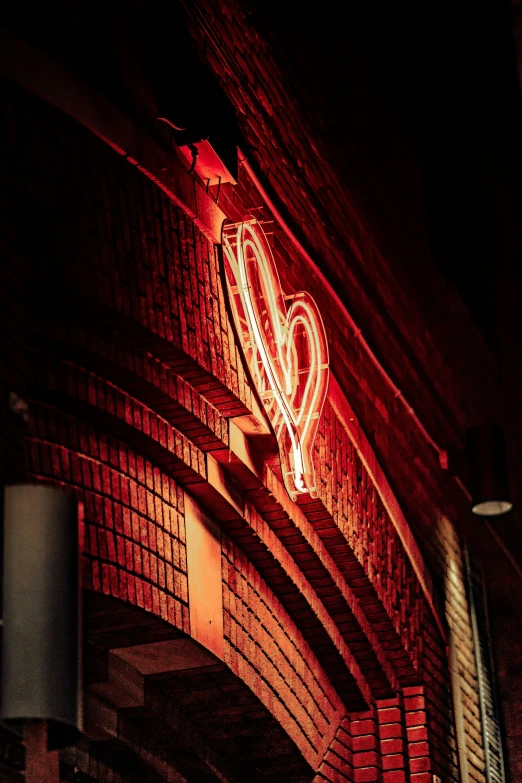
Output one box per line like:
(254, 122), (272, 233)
(223, 219), (329, 499)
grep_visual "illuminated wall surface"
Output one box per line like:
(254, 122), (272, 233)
(0, 1), (520, 782)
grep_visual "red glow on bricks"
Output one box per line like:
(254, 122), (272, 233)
(223, 218), (329, 499)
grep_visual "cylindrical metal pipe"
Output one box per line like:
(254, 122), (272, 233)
(1, 485), (81, 745)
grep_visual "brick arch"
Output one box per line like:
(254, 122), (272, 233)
(27, 402), (191, 630)
(83, 591), (320, 782)
(26, 396), (342, 769)
(26, 365), (450, 779)
(9, 74), (438, 655)
(27, 345), (401, 711)
(26, 382), (353, 755)
(220, 532), (344, 767)
(3, 73), (439, 663)
(14, 87), (411, 707)
(82, 592), (436, 783)
(1, 72), (457, 778)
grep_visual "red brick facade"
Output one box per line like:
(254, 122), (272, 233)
(0, 2), (514, 779)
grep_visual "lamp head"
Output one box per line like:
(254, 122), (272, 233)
(466, 424), (512, 517)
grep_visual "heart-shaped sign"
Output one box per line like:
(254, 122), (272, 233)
(222, 218), (329, 499)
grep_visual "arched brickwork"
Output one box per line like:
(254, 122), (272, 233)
(1, 71), (462, 782)
(221, 533), (344, 766)
(82, 592), (320, 782)
(27, 393), (346, 767)
(27, 400), (191, 628)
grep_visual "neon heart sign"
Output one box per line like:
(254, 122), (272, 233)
(222, 218), (329, 500)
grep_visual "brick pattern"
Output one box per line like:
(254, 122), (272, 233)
(314, 401), (425, 671)
(183, 0), (495, 438)
(93, 145), (248, 414)
(404, 687), (432, 782)
(1, 83), (250, 419)
(426, 517), (485, 783)
(181, 4), (489, 781)
(33, 327), (229, 451)
(377, 698), (408, 783)
(451, 554), (487, 783)
(313, 716), (353, 783)
(95, 148), (253, 416)
(0, 75), (484, 781)
(315, 689), (459, 783)
(2, 82), (428, 705)
(216, 164), (427, 683)
(222, 532), (343, 769)
(31, 353), (208, 486)
(26, 401), (190, 632)
(212, 163), (428, 683)
(250, 466), (422, 705)
(220, 493), (376, 711)
(352, 711), (381, 783)
(416, 627), (461, 783)
(0, 86), (347, 771)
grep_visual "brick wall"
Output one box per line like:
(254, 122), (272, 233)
(314, 716), (353, 783)
(314, 402), (425, 673)
(222, 532), (344, 767)
(0, 67), (488, 782)
(26, 399), (190, 629)
(179, 3), (497, 781)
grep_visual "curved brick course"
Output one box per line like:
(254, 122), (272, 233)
(222, 533), (343, 767)
(0, 76), (474, 782)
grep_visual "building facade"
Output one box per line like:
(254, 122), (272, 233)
(1, 1), (520, 781)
